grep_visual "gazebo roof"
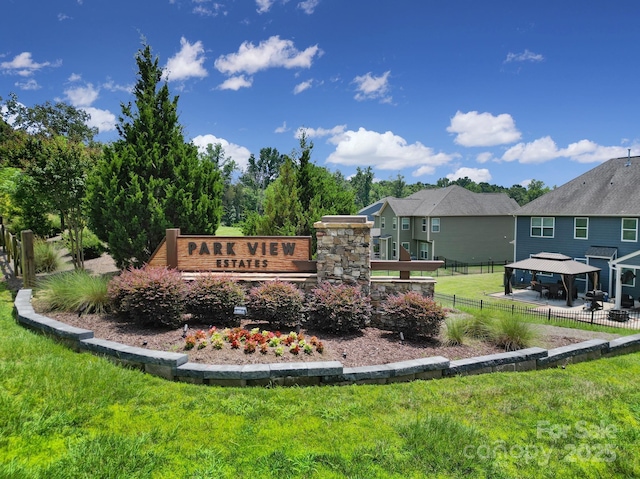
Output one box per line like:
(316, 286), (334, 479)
(505, 252), (601, 276)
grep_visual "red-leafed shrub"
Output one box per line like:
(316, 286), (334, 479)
(108, 267), (186, 328)
(307, 282), (371, 333)
(381, 291), (445, 339)
(246, 280), (305, 328)
(184, 275), (246, 325)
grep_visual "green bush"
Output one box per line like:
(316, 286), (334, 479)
(35, 270), (110, 314)
(33, 238), (61, 273)
(306, 282), (371, 333)
(184, 275), (246, 325)
(490, 315), (538, 351)
(108, 267), (186, 328)
(63, 227), (105, 260)
(246, 280), (305, 328)
(443, 317), (466, 346)
(462, 310), (495, 340)
(381, 291), (446, 339)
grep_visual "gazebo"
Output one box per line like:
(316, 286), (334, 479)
(504, 252), (601, 307)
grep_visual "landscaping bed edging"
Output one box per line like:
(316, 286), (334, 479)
(13, 289), (640, 387)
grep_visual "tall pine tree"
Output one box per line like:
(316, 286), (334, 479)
(87, 44), (223, 268)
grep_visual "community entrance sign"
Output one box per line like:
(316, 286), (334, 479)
(147, 229), (314, 273)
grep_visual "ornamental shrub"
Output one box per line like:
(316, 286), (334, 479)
(381, 291), (446, 339)
(246, 280), (304, 328)
(307, 282), (371, 333)
(108, 267), (186, 328)
(63, 227), (105, 260)
(34, 238), (61, 273)
(184, 275), (246, 326)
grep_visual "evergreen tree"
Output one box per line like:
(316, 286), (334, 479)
(258, 157), (301, 236)
(87, 44), (223, 268)
(350, 166), (374, 209)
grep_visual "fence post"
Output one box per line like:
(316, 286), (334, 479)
(480, 299), (483, 310)
(452, 294), (456, 307)
(547, 309), (551, 321)
(590, 310), (594, 325)
(21, 230), (36, 288)
(12, 235), (19, 275)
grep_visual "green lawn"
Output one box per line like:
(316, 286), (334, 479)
(1, 282), (639, 478)
(215, 225), (243, 236)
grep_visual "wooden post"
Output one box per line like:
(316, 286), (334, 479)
(21, 230), (36, 288)
(166, 228), (180, 269)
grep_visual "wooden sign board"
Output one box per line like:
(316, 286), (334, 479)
(148, 230), (314, 273)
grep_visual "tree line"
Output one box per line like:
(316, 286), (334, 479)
(0, 43), (550, 270)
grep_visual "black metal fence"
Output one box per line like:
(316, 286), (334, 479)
(433, 258), (507, 276)
(434, 292), (640, 331)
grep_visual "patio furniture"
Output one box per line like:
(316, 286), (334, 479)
(620, 294), (635, 309)
(585, 290), (604, 311)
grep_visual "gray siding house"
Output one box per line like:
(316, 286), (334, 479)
(514, 155), (640, 305)
(374, 185), (518, 264)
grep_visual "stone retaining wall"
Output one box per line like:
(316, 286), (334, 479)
(14, 289), (640, 387)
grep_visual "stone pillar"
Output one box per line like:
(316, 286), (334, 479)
(313, 215), (373, 294)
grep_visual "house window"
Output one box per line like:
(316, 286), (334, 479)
(380, 217), (385, 229)
(422, 218), (427, 232)
(622, 218), (638, 242)
(574, 217), (588, 239)
(392, 242), (397, 259)
(420, 242), (429, 259)
(531, 217), (554, 238)
(401, 242), (410, 255)
(392, 218), (397, 230)
(431, 218), (440, 233)
(401, 218), (410, 230)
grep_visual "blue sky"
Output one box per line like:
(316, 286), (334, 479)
(2, 0), (639, 189)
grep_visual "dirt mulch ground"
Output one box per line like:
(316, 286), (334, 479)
(42, 309), (619, 368)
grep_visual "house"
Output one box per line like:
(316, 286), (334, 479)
(373, 185), (518, 263)
(513, 154), (640, 307)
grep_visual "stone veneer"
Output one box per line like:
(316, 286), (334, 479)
(313, 215), (373, 294)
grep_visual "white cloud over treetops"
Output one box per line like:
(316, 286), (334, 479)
(446, 167), (492, 183)
(218, 75), (253, 90)
(325, 127), (458, 177)
(352, 71), (391, 103)
(297, 125), (346, 139)
(63, 83), (116, 132)
(192, 134), (252, 170)
(447, 111), (521, 147)
(162, 37), (208, 82)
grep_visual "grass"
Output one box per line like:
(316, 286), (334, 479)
(34, 270), (111, 314)
(33, 239), (61, 273)
(215, 225), (243, 236)
(2, 281), (640, 478)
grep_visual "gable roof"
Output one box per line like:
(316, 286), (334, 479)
(358, 197), (389, 220)
(516, 155), (640, 216)
(381, 185), (518, 217)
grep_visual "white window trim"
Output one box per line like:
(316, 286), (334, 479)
(381, 217), (385, 229)
(574, 217), (588, 240)
(421, 218), (427, 232)
(401, 217), (410, 230)
(622, 267), (636, 287)
(419, 242), (428, 259)
(431, 218), (440, 233)
(392, 217), (397, 230)
(401, 241), (410, 253)
(392, 241), (397, 259)
(531, 216), (555, 238)
(621, 218), (638, 242)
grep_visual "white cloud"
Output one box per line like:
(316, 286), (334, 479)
(505, 49), (544, 63)
(274, 121), (289, 133)
(476, 152), (494, 164)
(15, 79), (40, 90)
(192, 134), (252, 170)
(214, 36), (321, 76)
(82, 107), (116, 133)
(163, 37), (208, 82)
(293, 79), (313, 94)
(102, 78), (132, 93)
(256, 0), (274, 13)
(68, 73), (82, 82)
(297, 124), (346, 139)
(218, 75), (253, 90)
(58, 13), (72, 21)
(559, 140), (632, 164)
(446, 167), (492, 183)
(352, 71), (391, 103)
(298, 0), (319, 14)
(0, 52), (61, 76)
(502, 136), (559, 164)
(64, 83), (99, 107)
(447, 111), (521, 147)
(325, 127), (457, 177)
